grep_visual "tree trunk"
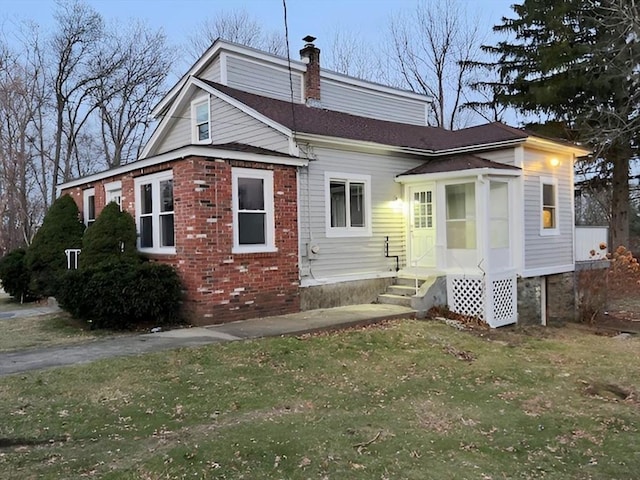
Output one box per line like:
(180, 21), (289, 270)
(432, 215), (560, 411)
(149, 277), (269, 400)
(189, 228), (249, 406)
(609, 148), (630, 250)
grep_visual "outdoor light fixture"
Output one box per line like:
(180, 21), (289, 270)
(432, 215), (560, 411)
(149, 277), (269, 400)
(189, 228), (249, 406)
(550, 157), (560, 167)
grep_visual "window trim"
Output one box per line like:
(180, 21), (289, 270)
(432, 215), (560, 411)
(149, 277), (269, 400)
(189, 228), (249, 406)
(191, 96), (211, 144)
(104, 180), (122, 210)
(540, 176), (559, 236)
(83, 188), (95, 227)
(134, 170), (176, 254)
(324, 171), (372, 238)
(232, 167), (276, 254)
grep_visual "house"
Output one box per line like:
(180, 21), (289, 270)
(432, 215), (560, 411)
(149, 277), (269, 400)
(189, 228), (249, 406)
(57, 37), (590, 327)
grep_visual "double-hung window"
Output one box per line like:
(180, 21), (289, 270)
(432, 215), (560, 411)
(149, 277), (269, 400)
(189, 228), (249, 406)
(325, 172), (372, 237)
(83, 188), (95, 227)
(232, 167), (275, 253)
(192, 97), (210, 143)
(540, 177), (559, 235)
(104, 181), (122, 210)
(134, 171), (175, 253)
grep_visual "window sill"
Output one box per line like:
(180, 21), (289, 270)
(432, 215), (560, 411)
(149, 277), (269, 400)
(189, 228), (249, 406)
(139, 247), (177, 255)
(539, 229), (560, 237)
(232, 245), (278, 255)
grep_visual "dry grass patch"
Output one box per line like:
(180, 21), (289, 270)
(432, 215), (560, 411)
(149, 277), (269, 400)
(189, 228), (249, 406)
(0, 314), (103, 352)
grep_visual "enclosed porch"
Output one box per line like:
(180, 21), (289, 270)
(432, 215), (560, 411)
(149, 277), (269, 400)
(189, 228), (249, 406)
(395, 155), (522, 327)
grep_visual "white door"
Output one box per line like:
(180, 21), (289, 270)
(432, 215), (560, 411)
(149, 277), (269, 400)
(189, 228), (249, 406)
(408, 184), (436, 268)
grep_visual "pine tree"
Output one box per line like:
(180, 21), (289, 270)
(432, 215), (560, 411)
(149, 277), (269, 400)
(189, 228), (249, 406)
(484, 0), (638, 248)
(80, 201), (139, 269)
(25, 195), (85, 297)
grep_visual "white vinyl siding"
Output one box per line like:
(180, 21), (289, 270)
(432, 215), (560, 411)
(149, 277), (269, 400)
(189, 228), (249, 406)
(299, 146), (423, 281)
(153, 102), (191, 154)
(319, 78), (427, 125)
(226, 55), (302, 102)
(522, 148), (574, 273)
(210, 97), (290, 153)
(199, 56), (221, 83)
(477, 148), (518, 166)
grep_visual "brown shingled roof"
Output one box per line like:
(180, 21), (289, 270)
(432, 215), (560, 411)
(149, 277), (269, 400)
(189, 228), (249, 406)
(398, 154), (521, 177)
(200, 79), (529, 152)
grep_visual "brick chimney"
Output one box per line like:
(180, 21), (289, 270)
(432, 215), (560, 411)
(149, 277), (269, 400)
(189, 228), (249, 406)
(300, 35), (321, 106)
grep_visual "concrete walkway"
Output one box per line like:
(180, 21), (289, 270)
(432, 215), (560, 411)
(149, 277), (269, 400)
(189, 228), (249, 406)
(0, 303), (415, 377)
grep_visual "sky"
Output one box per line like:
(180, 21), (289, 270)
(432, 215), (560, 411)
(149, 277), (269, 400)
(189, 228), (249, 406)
(1, 0), (516, 57)
(0, 0), (520, 124)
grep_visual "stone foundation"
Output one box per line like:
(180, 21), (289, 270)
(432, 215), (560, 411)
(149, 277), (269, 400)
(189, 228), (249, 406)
(547, 272), (576, 324)
(300, 278), (394, 310)
(517, 276), (543, 325)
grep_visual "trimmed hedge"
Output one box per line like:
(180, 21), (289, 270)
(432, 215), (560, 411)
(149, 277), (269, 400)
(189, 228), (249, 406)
(25, 195), (84, 298)
(0, 248), (33, 301)
(57, 261), (182, 330)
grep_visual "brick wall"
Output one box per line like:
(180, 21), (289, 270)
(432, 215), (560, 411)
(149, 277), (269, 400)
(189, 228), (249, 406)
(61, 155), (300, 325)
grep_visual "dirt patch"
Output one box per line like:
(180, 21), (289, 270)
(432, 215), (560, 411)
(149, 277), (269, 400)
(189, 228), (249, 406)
(582, 381), (637, 404)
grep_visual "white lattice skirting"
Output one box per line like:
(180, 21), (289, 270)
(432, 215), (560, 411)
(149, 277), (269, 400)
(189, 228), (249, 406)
(446, 272), (517, 328)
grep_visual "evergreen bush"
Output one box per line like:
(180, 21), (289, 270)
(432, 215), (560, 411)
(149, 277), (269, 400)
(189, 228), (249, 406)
(25, 195), (85, 297)
(57, 261), (182, 330)
(0, 248), (33, 302)
(80, 201), (139, 269)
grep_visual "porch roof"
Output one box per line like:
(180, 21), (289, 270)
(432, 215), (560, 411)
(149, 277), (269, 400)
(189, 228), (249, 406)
(397, 154), (522, 177)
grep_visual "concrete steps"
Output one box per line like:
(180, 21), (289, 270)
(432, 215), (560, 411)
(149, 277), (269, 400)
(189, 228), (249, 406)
(377, 277), (425, 308)
(377, 275), (446, 312)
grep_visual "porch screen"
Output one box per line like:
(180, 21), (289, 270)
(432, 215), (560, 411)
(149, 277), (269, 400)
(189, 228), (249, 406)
(445, 183), (476, 249)
(237, 177), (266, 244)
(490, 181), (509, 248)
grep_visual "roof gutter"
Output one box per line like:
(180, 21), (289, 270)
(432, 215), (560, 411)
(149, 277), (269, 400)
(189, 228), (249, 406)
(294, 132), (526, 157)
(56, 145), (307, 194)
(396, 167), (522, 183)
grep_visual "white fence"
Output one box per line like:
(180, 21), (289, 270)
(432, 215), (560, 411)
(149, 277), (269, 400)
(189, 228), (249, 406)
(575, 226), (608, 261)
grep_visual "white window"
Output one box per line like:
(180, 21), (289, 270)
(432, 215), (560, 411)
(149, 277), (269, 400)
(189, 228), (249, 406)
(191, 97), (210, 143)
(540, 177), (559, 235)
(83, 188), (95, 227)
(232, 167), (276, 254)
(445, 182), (476, 249)
(134, 171), (175, 253)
(325, 172), (372, 237)
(489, 181), (509, 249)
(104, 181), (122, 210)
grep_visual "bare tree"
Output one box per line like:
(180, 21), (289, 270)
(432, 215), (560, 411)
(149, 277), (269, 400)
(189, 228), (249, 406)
(0, 37), (46, 252)
(387, 0), (483, 129)
(326, 29), (379, 80)
(50, 0), (124, 202)
(94, 21), (175, 168)
(188, 9), (286, 59)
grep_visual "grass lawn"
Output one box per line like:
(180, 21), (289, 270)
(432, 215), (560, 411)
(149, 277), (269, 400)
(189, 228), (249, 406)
(0, 314), (105, 353)
(0, 319), (639, 479)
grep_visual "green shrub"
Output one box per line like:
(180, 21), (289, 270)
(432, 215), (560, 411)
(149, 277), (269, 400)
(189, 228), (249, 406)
(25, 195), (85, 297)
(80, 202), (139, 269)
(0, 248), (33, 302)
(57, 261), (182, 330)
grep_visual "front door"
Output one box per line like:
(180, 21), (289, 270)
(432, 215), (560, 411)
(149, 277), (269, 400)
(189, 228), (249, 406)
(408, 184), (436, 269)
